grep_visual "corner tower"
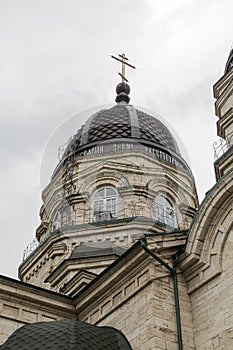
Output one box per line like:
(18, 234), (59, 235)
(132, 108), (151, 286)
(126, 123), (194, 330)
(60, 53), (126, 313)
(19, 74), (198, 294)
(214, 48), (233, 179)
(180, 49), (233, 350)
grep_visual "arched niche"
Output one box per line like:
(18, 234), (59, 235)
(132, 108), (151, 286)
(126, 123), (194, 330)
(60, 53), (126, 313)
(78, 167), (130, 195)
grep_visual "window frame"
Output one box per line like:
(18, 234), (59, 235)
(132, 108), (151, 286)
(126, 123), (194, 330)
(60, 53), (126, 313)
(92, 186), (118, 222)
(52, 210), (62, 231)
(155, 194), (176, 227)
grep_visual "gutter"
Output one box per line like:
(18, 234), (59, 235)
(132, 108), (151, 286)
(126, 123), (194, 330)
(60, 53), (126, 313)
(140, 231), (187, 350)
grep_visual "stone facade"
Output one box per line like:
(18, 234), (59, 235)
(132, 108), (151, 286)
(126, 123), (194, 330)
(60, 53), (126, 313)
(0, 53), (233, 349)
(74, 236), (195, 350)
(0, 275), (76, 345)
(178, 59), (233, 349)
(19, 151), (197, 293)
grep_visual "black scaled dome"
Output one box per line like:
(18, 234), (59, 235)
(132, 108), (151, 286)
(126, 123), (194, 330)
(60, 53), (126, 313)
(54, 82), (190, 175)
(74, 104), (179, 152)
(63, 82), (179, 154)
(0, 319), (133, 350)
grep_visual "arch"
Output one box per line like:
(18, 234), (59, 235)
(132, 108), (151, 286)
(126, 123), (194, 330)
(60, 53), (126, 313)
(182, 170), (233, 290)
(53, 211), (62, 231)
(155, 194), (177, 227)
(78, 165), (130, 195)
(147, 173), (197, 208)
(147, 172), (198, 229)
(50, 197), (74, 232)
(186, 170), (233, 256)
(43, 188), (64, 224)
(147, 181), (182, 228)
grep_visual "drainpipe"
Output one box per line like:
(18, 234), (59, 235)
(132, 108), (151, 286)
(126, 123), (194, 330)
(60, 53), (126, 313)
(140, 232), (186, 350)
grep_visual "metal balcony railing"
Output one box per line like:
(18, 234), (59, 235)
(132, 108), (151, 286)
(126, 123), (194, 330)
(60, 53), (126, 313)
(22, 239), (39, 261)
(213, 138), (231, 160)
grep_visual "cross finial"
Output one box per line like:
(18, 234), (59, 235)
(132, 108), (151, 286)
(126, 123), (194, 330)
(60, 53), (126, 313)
(111, 53), (136, 82)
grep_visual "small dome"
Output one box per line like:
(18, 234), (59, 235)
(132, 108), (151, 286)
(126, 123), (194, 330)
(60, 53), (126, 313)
(0, 319), (132, 350)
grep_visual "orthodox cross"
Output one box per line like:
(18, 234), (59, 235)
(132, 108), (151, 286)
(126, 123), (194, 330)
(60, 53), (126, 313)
(111, 53), (136, 82)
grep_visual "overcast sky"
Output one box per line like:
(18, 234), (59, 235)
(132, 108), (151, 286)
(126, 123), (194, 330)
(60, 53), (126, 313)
(0, 0), (232, 278)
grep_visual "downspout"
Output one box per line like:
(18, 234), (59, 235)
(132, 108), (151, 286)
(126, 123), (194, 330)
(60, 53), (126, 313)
(140, 233), (186, 350)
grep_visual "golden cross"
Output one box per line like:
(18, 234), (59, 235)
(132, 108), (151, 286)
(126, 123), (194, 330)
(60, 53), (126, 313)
(111, 53), (136, 82)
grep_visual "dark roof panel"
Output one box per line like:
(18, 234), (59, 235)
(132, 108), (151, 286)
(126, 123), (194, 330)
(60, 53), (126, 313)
(62, 104), (180, 160)
(69, 242), (125, 260)
(0, 319), (133, 350)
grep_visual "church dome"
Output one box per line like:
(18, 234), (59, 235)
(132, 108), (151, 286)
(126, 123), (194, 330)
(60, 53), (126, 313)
(0, 319), (132, 350)
(53, 82), (190, 175)
(66, 104), (179, 152)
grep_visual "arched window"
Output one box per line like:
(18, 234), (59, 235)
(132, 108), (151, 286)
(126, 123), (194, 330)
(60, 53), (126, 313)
(53, 211), (62, 231)
(155, 194), (176, 227)
(52, 206), (73, 230)
(92, 187), (118, 222)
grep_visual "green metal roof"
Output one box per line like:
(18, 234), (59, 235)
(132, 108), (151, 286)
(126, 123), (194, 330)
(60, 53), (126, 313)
(0, 319), (132, 350)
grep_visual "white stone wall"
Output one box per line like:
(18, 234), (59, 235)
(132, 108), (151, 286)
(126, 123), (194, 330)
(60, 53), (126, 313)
(75, 242), (195, 350)
(190, 227), (233, 349)
(0, 276), (76, 345)
(20, 150), (198, 292)
(214, 69), (233, 146)
(182, 159), (233, 349)
(96, 274), (195, 350)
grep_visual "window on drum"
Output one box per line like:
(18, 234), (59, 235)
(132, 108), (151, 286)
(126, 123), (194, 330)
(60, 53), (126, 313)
(92, 187), (118, 222)
(155, 194), (176, 227)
